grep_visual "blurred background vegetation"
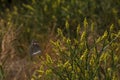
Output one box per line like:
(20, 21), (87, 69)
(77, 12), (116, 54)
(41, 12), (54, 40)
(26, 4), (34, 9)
(0, 0), (120, 80)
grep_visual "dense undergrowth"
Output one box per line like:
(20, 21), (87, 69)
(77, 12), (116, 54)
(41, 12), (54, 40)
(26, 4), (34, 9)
(32, 19), (120, 80)
(0, 0), (120, 80)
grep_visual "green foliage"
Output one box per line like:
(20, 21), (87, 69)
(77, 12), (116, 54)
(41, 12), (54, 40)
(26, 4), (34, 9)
(32, 20), (120, 80)
(0, 0), (120, 79)
(0, 0), (120, 50)
(11, 0), (119, 32)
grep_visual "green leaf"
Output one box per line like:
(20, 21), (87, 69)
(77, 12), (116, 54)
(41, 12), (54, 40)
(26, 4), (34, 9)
(110, 24), (114, 32)
(84, 18), (88, 30)
(65, 20), (69, 30)
(63, 60), (69, 68)
(23, 4), (34, 11)
(46, 54), (53, 64)
(80, 31), (86, 41)
(101, 30), (108, 40)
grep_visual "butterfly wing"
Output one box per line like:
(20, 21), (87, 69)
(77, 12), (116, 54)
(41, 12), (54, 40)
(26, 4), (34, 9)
(32, 44), (41, 55)
(30, 42), (41, 55)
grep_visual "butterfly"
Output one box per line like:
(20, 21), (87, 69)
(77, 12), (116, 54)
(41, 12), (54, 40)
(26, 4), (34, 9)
(30, 40), (41, 56)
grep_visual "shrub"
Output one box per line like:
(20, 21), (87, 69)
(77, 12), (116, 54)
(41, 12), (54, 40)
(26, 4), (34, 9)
(32, 19), (120, 80)
(22, 0), (120, 32)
